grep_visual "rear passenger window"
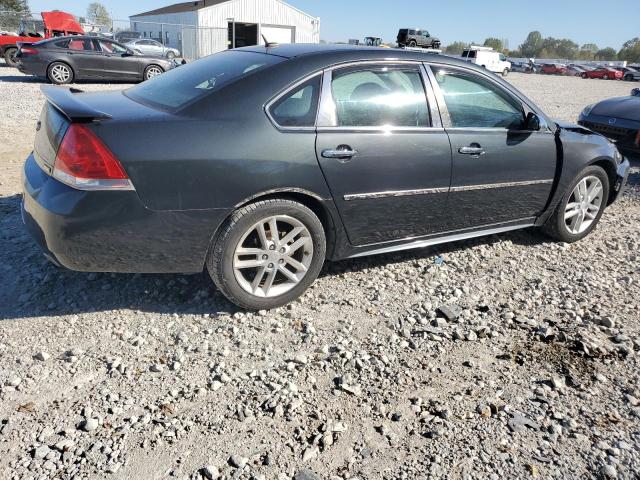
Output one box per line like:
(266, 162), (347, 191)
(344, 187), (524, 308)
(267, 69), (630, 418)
(68, 39), (96, 51)
(330, 67), (430, 128)
(269, 76), (321, 128)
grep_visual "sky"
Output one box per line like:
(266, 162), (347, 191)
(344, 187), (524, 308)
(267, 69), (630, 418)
(28, 0), (638, 50)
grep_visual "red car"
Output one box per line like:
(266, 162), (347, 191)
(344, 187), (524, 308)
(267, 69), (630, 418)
(541, 63), (567, 75)
(581, 67), (623, 80)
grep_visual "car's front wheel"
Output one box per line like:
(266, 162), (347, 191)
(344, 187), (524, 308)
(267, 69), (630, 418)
(207, 199), (326, 310)
(502, 68), (509, 77)
(144, 64), (163, 80)
(47, 62), (74, 84)
(166, 51), (175, 59)
(542, 165), (609, 242)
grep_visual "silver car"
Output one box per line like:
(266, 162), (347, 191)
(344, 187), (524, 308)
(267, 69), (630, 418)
(126, 39), (180, 59)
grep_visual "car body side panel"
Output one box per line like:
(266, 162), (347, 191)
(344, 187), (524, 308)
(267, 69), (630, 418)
(535, 124), (621, 225)
(22, 153), (227, 273)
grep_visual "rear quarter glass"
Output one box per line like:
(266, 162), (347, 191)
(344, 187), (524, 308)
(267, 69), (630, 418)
(124, 50), (285, 111)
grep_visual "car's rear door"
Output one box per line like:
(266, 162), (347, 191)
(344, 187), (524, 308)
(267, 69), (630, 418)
(64, 38), (103, 78)
(427, 63), (557, 230)
(314, 62), (453, 246)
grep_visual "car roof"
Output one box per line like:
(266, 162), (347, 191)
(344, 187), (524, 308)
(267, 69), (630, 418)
(239, 43), (474, 69)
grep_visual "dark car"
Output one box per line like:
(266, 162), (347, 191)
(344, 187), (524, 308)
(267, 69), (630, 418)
(15, 36), (175, 84)
(579, 88), (640, 156)
(397, 28), (441, 49)
(22, 45), (630, 310)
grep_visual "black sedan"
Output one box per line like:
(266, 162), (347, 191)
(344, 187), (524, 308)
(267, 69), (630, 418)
(579, 88), (640, 156)
(15, 36), (175, 84)
(22, 45), (630, 310)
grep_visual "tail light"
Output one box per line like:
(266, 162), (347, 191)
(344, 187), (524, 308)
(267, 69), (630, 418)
(20, 47), (38, 55)
(53, 124), (135, 191)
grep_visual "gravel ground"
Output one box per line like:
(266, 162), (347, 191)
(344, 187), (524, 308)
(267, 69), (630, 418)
(0, 64), (639, 480)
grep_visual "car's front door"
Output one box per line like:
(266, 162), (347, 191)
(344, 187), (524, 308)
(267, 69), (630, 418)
(97, 40), (140, 80)
(315, 63), (453, 246)
(428, 64), (557, 230)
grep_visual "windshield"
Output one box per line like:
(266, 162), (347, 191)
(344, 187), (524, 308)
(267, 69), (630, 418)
(125, 50), (285, 110)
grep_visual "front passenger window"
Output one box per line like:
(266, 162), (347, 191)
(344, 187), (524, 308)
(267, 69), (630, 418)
(434, 69), (524, 129)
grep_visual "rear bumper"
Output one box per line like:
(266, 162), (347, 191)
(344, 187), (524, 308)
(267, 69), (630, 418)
(22, 153), (228, 273)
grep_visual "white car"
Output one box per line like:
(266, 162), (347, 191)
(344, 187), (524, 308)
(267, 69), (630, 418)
(126, 39), (180, 59)
(461, 46), (511, 76)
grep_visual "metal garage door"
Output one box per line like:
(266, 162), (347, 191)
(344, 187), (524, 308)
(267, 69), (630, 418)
(260, 25), (295, 44)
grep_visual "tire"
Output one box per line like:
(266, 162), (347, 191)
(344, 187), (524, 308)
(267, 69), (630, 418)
(502, 68), (509, 77)
(143, 64), (163, 81)
(624, 74), (631, 81)
(3, 47), (18, 67)
(581, 73), (587, 79)
(47, 62), (74, 85)
(166, 51), (175, 59)
(409, 40), (417, 47)
(207, 199), (326, 310)
(542, 165), (609, 243)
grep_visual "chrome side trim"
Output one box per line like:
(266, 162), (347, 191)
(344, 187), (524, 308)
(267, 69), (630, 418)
(343, 179), (553, 201)
(450, 179), (554, 192)
(344, 187), (448, 201)
(348, 220), (535, 258)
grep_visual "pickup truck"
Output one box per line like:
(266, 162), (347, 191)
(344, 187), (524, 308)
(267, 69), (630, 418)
(0, 11), (83, 67)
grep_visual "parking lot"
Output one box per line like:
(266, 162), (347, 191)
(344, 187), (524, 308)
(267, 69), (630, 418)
(0, 64), (639, 479)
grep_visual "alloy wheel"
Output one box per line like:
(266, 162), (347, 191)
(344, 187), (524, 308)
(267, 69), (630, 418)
(564, 176), (603, 234)
(146, 66), (163, 79)
(51, 64), (71, 83)
(232, 215), (313, 298)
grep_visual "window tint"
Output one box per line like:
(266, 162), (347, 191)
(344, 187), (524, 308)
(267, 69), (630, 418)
(99, 41), (127, 54)
(434, 69), (524, 129)
(68, 39), (96, 51)
(126, 51), (284, 110)
(331, 68), (430, 127)
(270, 76), (321, 127)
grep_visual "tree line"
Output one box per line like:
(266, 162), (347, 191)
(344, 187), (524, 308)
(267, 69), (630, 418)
(445, 31), (640, 63)
(0, 0), (112, 31)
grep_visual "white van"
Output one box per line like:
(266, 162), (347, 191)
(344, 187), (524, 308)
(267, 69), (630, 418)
(461, 46), (511, 76)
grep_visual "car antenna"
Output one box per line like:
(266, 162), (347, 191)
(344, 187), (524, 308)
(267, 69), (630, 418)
(262, 34), (279, 48)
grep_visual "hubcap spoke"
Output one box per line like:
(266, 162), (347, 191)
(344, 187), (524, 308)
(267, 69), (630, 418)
(232, 215), (314, 299)
(564, 175), (603, 234)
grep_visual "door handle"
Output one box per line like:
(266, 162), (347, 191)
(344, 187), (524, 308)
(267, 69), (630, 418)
(458, 144), (485, 156)
(321, 145), (358, 159)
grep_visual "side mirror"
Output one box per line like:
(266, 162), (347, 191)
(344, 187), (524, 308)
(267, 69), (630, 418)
(524, 112), (541, 131)
(632, 88), (640, 97)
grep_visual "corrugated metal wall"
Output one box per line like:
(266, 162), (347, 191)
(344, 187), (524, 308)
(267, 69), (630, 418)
(130, 0), (320, 60)
(197, 0), (320, 56)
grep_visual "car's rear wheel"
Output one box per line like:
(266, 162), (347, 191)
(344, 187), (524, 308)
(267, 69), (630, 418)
(144, 64), (163, 80)
(207, 199), (326, 310)
(47, 62), (74, 85)
(3, 47), (18, 67)
(409, 40), (417, 47)
(502, 68), (509, 77)
(581, 73), (587, 79)
(542, 165), (609, 243)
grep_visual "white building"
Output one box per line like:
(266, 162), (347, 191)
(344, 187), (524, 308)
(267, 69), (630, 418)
(130, 0), (320, 60)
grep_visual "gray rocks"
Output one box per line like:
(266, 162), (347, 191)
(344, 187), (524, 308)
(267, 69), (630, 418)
(202, 465), (220, 479)
(34, 351), (50, 361)
(436, 304), (462, 321)
(81, 418), (99, 432)
(229, 455), (248, 469)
